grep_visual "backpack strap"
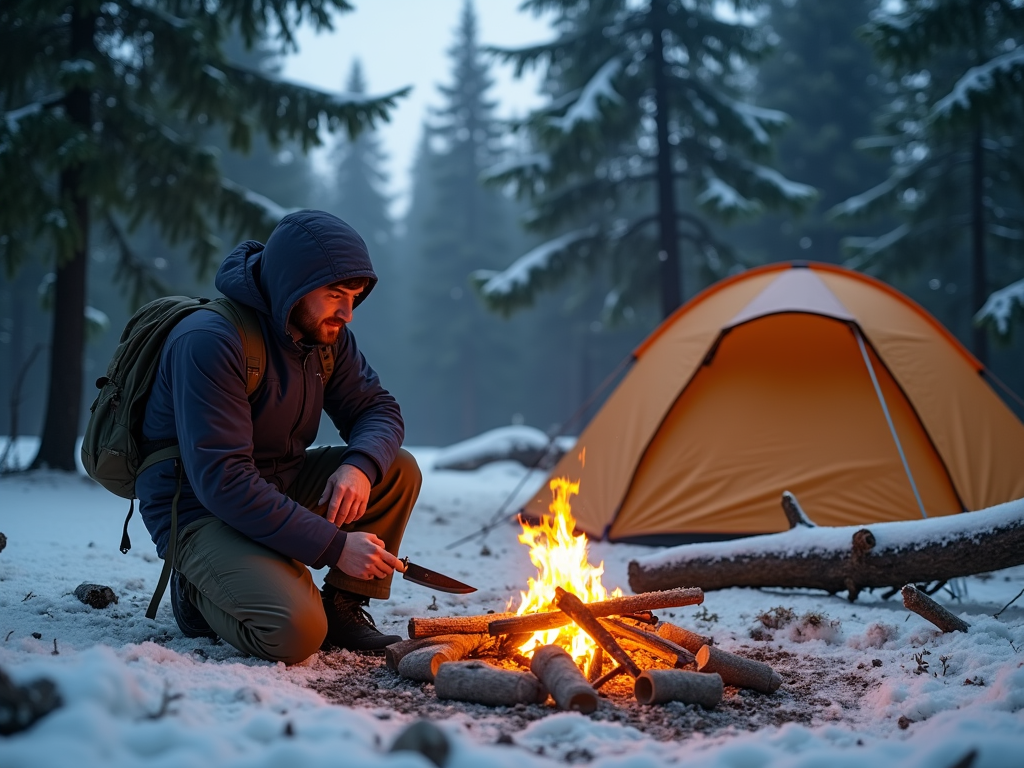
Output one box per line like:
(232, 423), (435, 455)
(207, 298), (266, 397)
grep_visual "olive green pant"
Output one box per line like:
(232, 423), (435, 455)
(173, 447), (421, 664)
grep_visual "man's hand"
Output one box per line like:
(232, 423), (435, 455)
(336, 532), (403, 580)
(319, 463), (371, 526)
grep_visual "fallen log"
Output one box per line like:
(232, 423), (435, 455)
(434, 661), (548, 706)
(902, 584), (971, 633)
(530, 645), (599, 713)
(628, 498), (1024, 601)
(555, 588), (641, 678)
(484, 587), (704, 637)
(599, 618), (695, 669)
(634, 669), (723, 707)
(396, 634), (490, 682)
(695, 645), (782, 694)
(655, 622), (713, 654)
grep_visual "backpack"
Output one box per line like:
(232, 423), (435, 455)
(81, 295), (334, 619)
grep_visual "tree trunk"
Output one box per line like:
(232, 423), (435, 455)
(650, 0), (682, 317)
(970, 122), (987, 365)
(32, 3), (94, 471)
(627, 503), (1024, 600)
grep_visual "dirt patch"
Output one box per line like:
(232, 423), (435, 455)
(308, 642), (871, 749)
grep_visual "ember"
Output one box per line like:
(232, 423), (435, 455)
(513, 477), (622, 667)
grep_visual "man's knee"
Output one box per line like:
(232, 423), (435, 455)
(251, 595), (327, 665)
(390, 448), (422, 492)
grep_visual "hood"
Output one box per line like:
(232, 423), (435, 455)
(215, 210), (377, 344)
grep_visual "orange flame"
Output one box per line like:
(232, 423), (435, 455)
(513, 477), (622, 667)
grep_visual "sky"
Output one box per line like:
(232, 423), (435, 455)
(281, 0), (552, 218)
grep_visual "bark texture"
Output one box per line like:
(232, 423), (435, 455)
(655, 622), (713, 654)
(634, 669), (723, 707)
(530, 645), (599, 713)
(600, 618), (695, 668)
(408, 613), (516, 639)
(902, 584), (971, 633)
(628, 507), (1024, 601)
(696, 645), (782, 694)
(396, 634), (490, 682)
(434, 661), (548, 706)
(555, 588), (642, 678)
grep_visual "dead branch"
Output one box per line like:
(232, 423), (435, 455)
(781, 491), (816, 529)
(634, 669), (723, 707)
(434, 661), (548, 706)
(628, 501), (1024, 601)
(484, 587), (703, 638)
(591, 664), (627, 690)
(555, 588), (641, 678)
(902, 585), (970, 633)
(599, 618), (695, 668)
(530, 645), (598, 713)
(994, 587), (1024, 619)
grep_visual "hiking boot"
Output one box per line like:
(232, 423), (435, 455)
(321, 584), (400, 653)
(170, 570), (216, 639)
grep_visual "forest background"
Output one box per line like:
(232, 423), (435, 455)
(2, 0), (1023, 467)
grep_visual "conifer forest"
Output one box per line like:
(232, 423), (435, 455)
(2, 0), (1023, 465)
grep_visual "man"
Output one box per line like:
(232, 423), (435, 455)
(136, 210), (420, 664)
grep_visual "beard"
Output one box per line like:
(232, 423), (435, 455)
(290, 300), (343, 346)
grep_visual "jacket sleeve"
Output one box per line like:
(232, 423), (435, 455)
(321, 327), (405, 484)
(168, 324), (346, 568)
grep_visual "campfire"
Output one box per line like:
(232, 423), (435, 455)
(387, 477), (782, 711)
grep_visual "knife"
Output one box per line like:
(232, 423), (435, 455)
(398, 557), (477, 594)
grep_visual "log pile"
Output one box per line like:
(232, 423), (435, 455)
(388, 586), (784, 712)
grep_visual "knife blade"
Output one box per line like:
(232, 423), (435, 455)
(399, 558), (477, 594)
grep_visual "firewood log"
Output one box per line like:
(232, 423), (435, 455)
(586, 647), (604, 682)
(599, 618), (695, 668)
(554, 588), (641, 678)
(634, 669), (723, 707)
(407, 613), (516, 639)
(530, 645), (599, 714)
(485, 587), (704, 637)
(396, 634), (490, 682)
(655, 622), (713, 654)
(628, 501), (1024, 601)
(695, 645), (782, 694)
(434, 661), (548, 706)
(901, 584), (971, 633)
(386, 637), (456, 673)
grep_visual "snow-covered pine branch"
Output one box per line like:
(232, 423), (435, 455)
(471, 226), (598, 301)
(548, 58), (623, 133)
(695, 175), (758, 217)
(975, 277), (1024, 337)
(840, 224), (911, 271)
(220, 178), (298, 224)
(479, 152), (551, 183)
(931, 48), (1024, 123)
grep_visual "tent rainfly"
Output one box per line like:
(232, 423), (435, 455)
(525, 262), (1024, 545)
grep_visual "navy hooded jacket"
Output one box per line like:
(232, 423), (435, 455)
(136, 210), (404, 570)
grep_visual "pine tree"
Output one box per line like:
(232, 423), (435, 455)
(401, 0), (531, 443)
(731, 0), (888, 266)
(474, 0), (815, 323)
(0, 0), (408, 469)
(830, 0), (1024, 361)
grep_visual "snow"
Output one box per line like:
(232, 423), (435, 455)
(480, 153), (551, 182)
(432, 426), (575, 471)
(473, 227), (597, 297)
(548, 58), (623, 133)
(976, 277), (1024, 336)
(3, 102), (44, 133)
(2, 436), (1024, 767)
(722, 98), (789, 146)
(932, 48), (1024, 120)
(749, 164), (816, 203)
(696, 176), (757, 214)
(220, 179), (298, 223)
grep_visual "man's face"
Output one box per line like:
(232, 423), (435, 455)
(289, 282), (364, 345)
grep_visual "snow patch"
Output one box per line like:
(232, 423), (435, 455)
(975, 277), (1024, 336)
(548, 58), (623, 132)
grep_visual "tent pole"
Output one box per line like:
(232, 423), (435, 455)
(853, 326), (928, 519)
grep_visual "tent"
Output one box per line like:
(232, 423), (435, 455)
(524, 262), (1024, 544)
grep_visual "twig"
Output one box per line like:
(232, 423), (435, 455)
(994, 586), (1024, 619)
(51, 638), (58, 656)
(591, 664), (627, 690)
(144, 685), (183, 720)
(4, 630), (12, 642)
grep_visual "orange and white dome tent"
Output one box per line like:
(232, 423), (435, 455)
(524, 262), (1024, 544)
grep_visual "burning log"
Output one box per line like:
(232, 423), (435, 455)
(695, 645), (782, 694)
(628, 501), (1024, 601)
(554, 587), (642, 678)
(634, 669), (723, 707)
(901, 584), (971, 633)
(655, 622), (713, 654)
(434, 661), (548, 706)
(599, 618), (695, 669)
(396, 634), (490, 682)
(529, 645), (599, 714)
(483, 588), (704, 638)
(586, 647), (604, 682)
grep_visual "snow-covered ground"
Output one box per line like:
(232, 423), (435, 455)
(1, 437), (1023, 767)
